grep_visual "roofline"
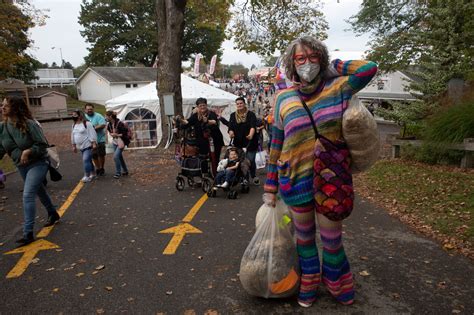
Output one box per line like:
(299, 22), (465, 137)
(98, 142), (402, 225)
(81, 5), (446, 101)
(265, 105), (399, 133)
(110, 81), (154, 84)
(29, 91), (68, 98)
(75, 68), (110, 85)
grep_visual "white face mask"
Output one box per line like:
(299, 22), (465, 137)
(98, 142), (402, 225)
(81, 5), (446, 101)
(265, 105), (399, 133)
(296, 62), (320, 82)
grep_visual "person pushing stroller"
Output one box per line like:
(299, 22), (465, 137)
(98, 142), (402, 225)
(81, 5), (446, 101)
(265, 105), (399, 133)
(214, 147), (240, 189)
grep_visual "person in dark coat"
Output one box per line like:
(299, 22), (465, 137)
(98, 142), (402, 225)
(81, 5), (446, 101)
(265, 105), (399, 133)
(228, 97), (260, 185)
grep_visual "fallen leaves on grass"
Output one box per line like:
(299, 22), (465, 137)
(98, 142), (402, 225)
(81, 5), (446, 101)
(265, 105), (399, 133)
(359, 270), (370, 277)
(353, 159), (474, 260)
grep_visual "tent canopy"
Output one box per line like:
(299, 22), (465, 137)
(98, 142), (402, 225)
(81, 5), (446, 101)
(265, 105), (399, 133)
(105, 74), (237, 148)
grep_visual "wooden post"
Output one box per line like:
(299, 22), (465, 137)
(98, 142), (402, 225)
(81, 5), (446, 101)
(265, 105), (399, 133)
(460, 138), (474, 168)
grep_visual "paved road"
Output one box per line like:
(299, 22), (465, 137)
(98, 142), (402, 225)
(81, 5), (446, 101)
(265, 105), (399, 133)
(0, 145), (473, 313)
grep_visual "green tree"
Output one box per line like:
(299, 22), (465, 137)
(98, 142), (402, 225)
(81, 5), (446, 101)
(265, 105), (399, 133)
(261, 55), (278, 67)
(79, 0), (230, 66)
(0, 1), (46, 82)
(229, 0), (328, 56)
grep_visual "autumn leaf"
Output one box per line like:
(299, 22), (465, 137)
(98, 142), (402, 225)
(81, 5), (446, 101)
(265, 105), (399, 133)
(359, 270), (370, 277)
(95, 265), (105, 270)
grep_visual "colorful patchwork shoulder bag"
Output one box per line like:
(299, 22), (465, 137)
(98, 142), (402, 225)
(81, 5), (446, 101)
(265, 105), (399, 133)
(300, 99), (354, 221)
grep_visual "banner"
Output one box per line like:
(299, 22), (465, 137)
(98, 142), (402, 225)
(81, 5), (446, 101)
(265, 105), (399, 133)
(209, 54), (217, 75)
(194, 53), (202, 75)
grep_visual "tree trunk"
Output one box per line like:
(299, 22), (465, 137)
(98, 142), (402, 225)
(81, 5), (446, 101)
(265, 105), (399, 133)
(156, 0), (186, 147)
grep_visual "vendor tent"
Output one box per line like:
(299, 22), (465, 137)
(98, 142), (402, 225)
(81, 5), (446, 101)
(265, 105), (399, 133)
(105, 74), (237, 148)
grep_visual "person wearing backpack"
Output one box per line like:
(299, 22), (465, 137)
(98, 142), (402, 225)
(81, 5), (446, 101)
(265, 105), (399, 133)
(71, 109), (98, 183)
(105, 111), (129, 179)
(0, 96), (60, 246)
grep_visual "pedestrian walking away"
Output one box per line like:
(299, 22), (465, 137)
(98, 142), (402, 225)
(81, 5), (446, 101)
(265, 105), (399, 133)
(105, 111), (130, 179)
(263, 36), (377, 307)
(71, 109), (98, 183)
(0, 96), (60, 246)
(84, 103), (107, 176)
(228, 97), (260, 185)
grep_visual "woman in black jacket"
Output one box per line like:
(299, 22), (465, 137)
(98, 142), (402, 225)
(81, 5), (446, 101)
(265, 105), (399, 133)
(179, 98), (224, 176)
(105, 111), (130, 179)
(228, 97), (259, 185)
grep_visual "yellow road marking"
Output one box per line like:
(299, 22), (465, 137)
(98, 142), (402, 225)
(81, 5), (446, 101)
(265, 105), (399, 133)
(4, 239), (59, 278)
(159, 223), (202, 255)
(4, 181), (84, 278)
(182, 194), (208, 222)
(159, 193), (208, 255)
(37, 181), (84, 238)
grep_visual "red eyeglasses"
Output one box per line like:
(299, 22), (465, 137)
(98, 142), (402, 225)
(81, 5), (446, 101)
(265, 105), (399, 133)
(293, 53), (320, 65)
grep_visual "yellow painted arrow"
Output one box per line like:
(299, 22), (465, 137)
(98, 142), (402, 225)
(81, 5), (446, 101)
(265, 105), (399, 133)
(4, 239), (60, 278)
(159, 222), (202, 255)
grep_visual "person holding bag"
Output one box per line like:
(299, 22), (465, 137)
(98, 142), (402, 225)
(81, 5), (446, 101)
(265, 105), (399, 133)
(264, 36), (377, 307)
(0, 96), (60, 246)
(105, 111), (129, 179)
(71, 109), (98, 183)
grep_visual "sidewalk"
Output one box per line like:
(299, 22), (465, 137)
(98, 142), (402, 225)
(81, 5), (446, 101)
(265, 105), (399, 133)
(0, 148), (472, 314)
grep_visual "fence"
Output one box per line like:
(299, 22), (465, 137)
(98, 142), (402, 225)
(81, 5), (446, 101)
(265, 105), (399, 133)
(34, 109), (74, 122)
(391, 138), (474, 168)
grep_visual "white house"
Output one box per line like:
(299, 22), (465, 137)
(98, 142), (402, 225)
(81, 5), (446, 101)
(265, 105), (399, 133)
(75, 67), (156, 105)
(358, 70), (421, 105)
(32, 69), (75, 87)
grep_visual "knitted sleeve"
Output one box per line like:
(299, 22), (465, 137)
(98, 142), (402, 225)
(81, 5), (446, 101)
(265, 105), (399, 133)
(264, 94), (285, 194)
(331, 59), (378, 94)
(26, 120), (48, 160)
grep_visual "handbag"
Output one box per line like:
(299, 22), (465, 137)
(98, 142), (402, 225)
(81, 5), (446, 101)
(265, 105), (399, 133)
(48, 164), (62, 182)
(300, 98), (354, 221)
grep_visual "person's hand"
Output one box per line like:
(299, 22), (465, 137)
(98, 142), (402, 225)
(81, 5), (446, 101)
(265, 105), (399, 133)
(92, 142), (97, 149)
(20, 149), (31, 165)
(208, 119), (216, 125)
(263, 193), (277, 207)
(228, 130), (235, 138)
(246, 134), (252, 140)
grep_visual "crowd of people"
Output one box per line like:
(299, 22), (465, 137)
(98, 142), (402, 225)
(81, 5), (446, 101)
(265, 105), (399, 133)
(1, 35), (377, 309)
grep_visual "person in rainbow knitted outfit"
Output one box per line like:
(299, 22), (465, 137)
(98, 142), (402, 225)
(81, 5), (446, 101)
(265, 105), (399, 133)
(263, 36), (377, 308)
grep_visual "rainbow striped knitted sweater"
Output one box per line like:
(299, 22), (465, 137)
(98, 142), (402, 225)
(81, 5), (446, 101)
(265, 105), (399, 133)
(264, 59), (378, 206)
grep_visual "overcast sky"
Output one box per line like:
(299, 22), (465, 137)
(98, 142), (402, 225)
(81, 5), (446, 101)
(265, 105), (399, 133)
(28, 0), (371, 69)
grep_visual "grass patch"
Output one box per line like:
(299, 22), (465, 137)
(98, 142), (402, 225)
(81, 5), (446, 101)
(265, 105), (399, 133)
(67, 98), (106, 115)
(0, 156), (15, 173)
(354, 160), (473, 254)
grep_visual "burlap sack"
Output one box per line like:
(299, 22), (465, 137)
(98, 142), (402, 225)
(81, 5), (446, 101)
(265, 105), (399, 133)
(342, 96), (380, 173)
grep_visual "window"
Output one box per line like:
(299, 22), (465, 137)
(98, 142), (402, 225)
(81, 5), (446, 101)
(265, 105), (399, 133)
(125, 84), (131, 88)
(124, 108), (158, 148)
(133, 83), (138, 88)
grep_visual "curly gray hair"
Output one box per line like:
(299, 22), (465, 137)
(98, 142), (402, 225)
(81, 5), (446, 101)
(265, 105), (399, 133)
(281, 36), (329, 83)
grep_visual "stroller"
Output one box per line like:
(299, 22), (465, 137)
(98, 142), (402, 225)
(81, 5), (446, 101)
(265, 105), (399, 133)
(207, 146), (250, 199)
(174, 120), (213, 193)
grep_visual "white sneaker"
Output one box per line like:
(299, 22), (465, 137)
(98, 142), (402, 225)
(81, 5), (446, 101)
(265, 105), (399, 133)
(89, 175), (97, 180)
(298, 301), (313, 308)
(221, 181), (229, 188)
(81, 176), (91, 183)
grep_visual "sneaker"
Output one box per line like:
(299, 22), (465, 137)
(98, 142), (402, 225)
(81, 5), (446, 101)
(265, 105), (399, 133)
(221, 181), (229, 188)
(89, 175), (97, 181)
(298, 301), (313, 308)
(242, 179), (249, 185)
(98, 168), (105, 176)
(122, 172), (129, 176)
(113, 174), (121, 179)
(44, 212), (60, 227)
(16, 232), (35, 246)
(81, 176), (91, 183)
(253, 177), (260, 185)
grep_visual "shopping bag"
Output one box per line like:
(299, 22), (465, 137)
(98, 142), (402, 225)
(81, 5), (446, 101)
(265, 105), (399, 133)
(342, 96), (380, 173)
(255, 150), (267, 169)
(240, 201), (300, 298)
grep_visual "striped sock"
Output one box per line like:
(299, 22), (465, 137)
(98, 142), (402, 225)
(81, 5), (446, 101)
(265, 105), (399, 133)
(318, 214), (354, 304)
(290, 203), (320, 304)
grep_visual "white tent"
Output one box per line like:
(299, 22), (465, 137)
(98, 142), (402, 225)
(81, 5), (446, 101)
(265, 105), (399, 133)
(105, 74), (237, 148)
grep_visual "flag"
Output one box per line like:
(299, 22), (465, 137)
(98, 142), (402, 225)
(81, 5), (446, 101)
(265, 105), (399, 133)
(209, 55), (217, 75)
(194, 53), (202, 75)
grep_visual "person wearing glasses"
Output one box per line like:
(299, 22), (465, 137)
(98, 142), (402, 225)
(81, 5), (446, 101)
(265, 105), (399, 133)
(263, 36), (377, 307)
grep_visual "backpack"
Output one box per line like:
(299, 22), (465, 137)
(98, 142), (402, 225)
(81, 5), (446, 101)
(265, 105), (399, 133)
(123, 121), (133, 140)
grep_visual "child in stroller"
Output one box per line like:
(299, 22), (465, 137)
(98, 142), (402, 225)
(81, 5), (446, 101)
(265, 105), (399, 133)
(208, 147), (250, 199)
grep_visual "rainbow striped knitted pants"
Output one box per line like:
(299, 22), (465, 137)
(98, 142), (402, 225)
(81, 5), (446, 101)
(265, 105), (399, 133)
(289, 202), (354, 305)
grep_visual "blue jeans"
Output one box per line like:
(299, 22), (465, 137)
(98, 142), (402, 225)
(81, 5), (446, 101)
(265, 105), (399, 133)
(113, 144), (128, 175)
(17, 160), (57, 236)
(81, 147), (94, 175)
(246, 150), (257, 178)
(215, 169), (236, 185)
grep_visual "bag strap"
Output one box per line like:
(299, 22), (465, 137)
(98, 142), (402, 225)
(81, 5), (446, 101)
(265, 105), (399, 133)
(299, 98), (319, 139)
